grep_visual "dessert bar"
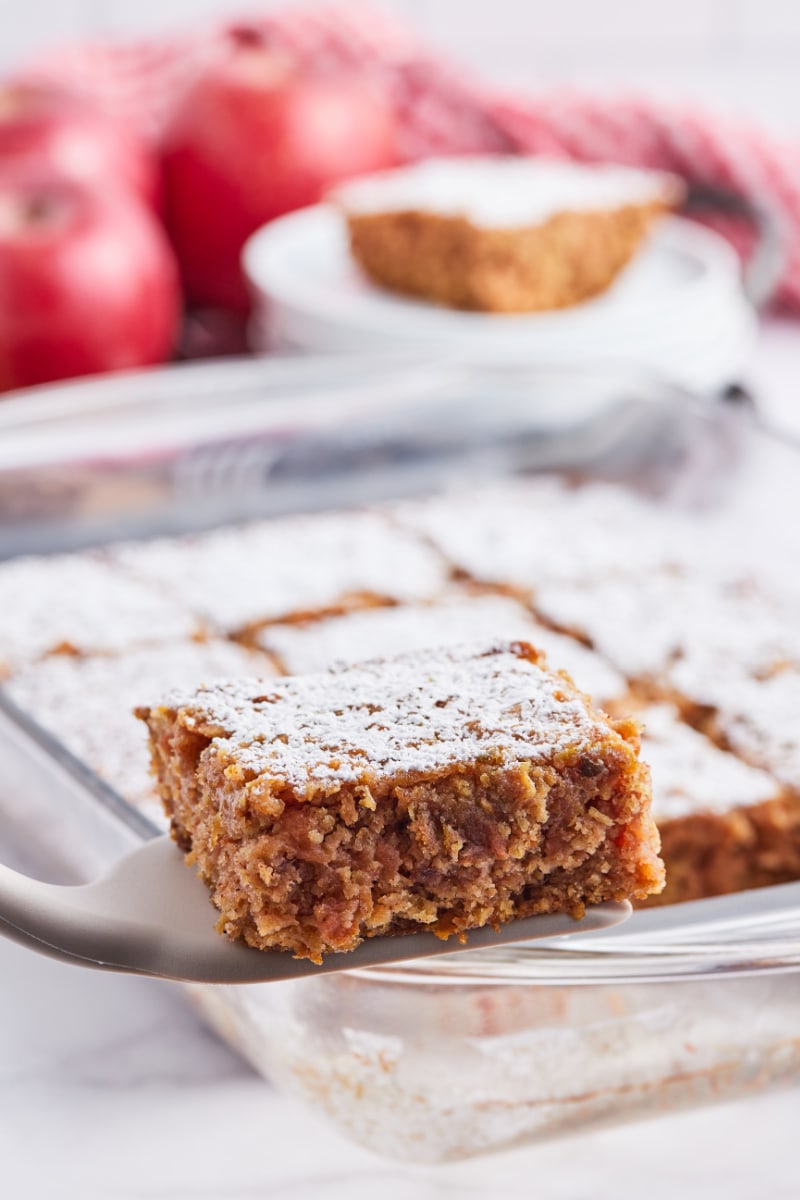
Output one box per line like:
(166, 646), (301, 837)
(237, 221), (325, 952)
(638, 705), (798, 905)
(140, 642), (664, 961)
(336, 157), (682, 313)
(0, 551), (200, 677)
(2, 471), (797, 914)
(113, 510), (449, 638)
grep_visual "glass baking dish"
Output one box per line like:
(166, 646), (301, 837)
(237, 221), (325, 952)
(1, 356), (799, 1163)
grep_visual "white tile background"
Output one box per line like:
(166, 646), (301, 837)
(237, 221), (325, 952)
(2, 1), (800, 130)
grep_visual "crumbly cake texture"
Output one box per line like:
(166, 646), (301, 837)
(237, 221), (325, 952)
(0, 551), (200, 677)
(140, 642), (664, 961)
(335, 157), (682, 313)
(637, 705), (799, 906)
(258, 593), (627, 707)
(390, 479), (800, 905)
(112, 511), (449, 637)
(8, 640), (276, 813)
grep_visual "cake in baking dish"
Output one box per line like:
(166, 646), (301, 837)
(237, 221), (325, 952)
(638, 705), (799, 905)
(110, 510), (449, 639)
(334, 156), (683, 313)
(7, 639), (277, 821)
(256, 593), (628, 709)
(2, 471), (799, 915)
(139, 642), (664, 961)
(0, 550), (201, 678)
(388, 478), (800, 905)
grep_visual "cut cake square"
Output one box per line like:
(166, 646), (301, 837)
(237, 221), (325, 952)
(0, 551), (201, 678)
(335, 157), (682, 313)
(637, 705), (798, 906)
(258, 593), (628, 708)
(113, 511), (449, 638)
(8, 639), (277, 816)
(140, 642), (663, 961)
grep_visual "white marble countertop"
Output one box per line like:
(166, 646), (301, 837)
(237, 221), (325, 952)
(3, 322), (800, 1199)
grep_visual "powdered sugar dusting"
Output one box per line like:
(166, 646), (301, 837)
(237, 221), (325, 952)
(162, 643), (616, 791)
(9, 639), (276, 810)
(259, 593), (627, 705)
(4, 472), (797, 820)
(538, 566), (800, 790)
(669, 666), (800, 792)
(391, 478), (691, 592)
(113, 510), (449, 633)
(640, 705), (781, 820)
(334, 156), (679, 228)
(537, 568), (800, 682)
(0, 551), (200, 675)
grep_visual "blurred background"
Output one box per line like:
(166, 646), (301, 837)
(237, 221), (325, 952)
(3, 0), (800, 400)
(4, 0), (800, 126)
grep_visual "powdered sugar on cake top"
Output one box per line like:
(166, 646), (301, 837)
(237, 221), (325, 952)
(639, 705), (781, 820)
(113, 511), (449, 633)
(0, 552), (200, 676)
(5, 473), (797, 817)
(164, 643), (621, 791)
(669, 667), (800, 792)
(537, 568), (800, 682)
(391, 479), (693, 594)
(259, 593), (627, 706)
(8, 639), (275, 810)
(334, 157), (680, 229)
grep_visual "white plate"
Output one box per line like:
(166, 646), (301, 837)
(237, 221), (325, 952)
(244, 205), (757, 392)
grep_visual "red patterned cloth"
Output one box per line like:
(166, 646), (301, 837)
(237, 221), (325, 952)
(16, 3), (800, 310)
(16, 5), (507, 155)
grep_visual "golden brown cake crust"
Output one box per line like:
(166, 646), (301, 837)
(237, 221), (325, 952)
(139, 641), (663, 961)
(346, 202), (670, 313)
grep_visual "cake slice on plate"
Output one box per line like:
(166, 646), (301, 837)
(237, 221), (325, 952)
(334, 156), (683, 313)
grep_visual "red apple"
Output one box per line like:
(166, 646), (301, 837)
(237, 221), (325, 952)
(0, 168), (181, 392)
(161, 28), (399, 311)
(0, 83), (161, 211)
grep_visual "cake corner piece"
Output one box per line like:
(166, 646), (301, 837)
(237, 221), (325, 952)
(139, 641), (664, 962)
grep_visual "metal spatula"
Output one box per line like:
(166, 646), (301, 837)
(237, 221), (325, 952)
(0, 835), (631, 983)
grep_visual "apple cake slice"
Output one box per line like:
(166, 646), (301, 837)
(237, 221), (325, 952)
(335, 156), (683, 313)
(140, 642), (663, 961)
